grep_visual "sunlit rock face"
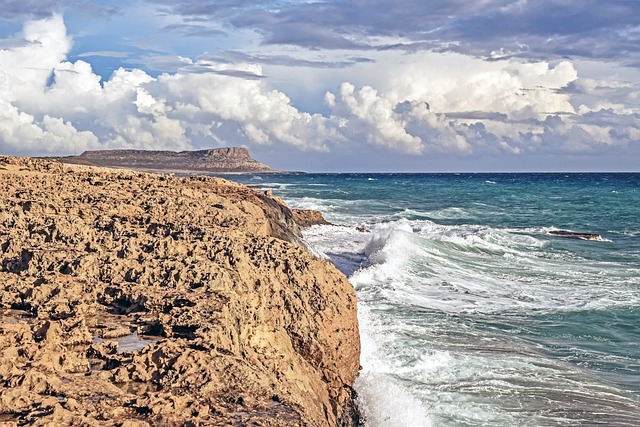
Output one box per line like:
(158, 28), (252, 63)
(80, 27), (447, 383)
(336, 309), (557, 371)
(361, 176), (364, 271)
(57, 147), (275, 173)
(0, 156), (360, 427)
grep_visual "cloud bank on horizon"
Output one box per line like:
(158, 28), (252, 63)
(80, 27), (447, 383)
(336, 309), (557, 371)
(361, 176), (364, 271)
(0, 1), (639, 171)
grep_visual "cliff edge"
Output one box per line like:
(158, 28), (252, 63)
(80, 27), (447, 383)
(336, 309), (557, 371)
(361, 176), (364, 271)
(55, 147), (276, 174)
(0, 156), (360, 426)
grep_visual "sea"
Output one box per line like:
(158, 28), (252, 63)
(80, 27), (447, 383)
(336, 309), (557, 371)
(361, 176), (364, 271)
(224, 172), (640, 427)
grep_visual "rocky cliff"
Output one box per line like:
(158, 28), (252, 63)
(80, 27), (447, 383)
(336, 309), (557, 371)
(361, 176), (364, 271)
(0, 156), (360, 426)
(56, 147), (275, 173)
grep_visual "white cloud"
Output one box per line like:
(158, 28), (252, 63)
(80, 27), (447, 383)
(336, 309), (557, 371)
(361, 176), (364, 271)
(0, 15), (637, 164)
(0, 16), (337, 155)
(0, 99), (99, 154)
(0, 15), (70, 103)
(325, 83), (424, 154)
(352, 52), (578, 119)
(155, 65), (337, 150)
(323, 51), (640, 157)
(77, 51), (131, 58)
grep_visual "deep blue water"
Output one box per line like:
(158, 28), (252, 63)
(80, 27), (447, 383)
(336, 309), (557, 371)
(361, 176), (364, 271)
(225, 173), (640, 426)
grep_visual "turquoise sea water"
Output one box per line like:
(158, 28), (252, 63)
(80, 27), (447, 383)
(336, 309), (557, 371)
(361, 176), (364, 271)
(227, 173), (640, 426)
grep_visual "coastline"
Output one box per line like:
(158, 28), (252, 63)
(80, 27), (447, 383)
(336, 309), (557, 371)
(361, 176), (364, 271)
(45, 147), (308, 176)
(238, 172), (640, 426)
(48, 162), (306, 176)
(0, 156), (360, 426)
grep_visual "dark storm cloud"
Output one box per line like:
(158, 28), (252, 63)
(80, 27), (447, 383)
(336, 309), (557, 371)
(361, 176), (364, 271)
(204, 51), (374, 69)
(147, 0), (640, 62)
(189, 65), (266, 79)
(446, 111), (509, 121)
(0, 0), (119, 20)
(154, 0), (268, 14)
(0, 0), (66, 19)
(161, 23), (228, 38)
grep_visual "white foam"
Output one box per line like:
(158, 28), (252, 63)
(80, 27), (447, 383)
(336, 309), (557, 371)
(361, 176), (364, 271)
(355, 305), (434, 427)
(290, 197), (338, 212)
(344, 218), (640, 315)
(353, 298), (640, 426)
(419, 207), (470, 220)
(288, 188), (640, 427)
(362, 220), (415, 263)
(355, 373), (433, 427)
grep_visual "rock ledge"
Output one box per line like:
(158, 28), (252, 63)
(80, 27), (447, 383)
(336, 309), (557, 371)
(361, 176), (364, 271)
(0, 156), (360, 426)
(54, 147), (276, 174)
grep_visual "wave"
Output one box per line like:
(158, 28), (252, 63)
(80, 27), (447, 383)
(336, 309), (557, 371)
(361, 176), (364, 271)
(353, 292), (640, 426)
(392, 207), (472, 221)
(286, 174), (640, 426)
(289, 197), (340, 212)
(355, 304), (434, 427)
(250, 182), (298, 190)
(345, 219), (640, 315)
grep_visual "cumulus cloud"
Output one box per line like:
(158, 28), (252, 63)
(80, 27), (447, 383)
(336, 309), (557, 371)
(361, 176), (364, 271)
(0, 15), (98, 154)
(325, 83), (424, 154)
(322, 51), (639, 157)
(0, 15), (638, 163)
(322, 53), (572, 155)
(0, 16), (338, 155)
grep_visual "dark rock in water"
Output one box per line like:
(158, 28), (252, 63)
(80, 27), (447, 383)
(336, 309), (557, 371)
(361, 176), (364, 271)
(549, 230), (603, 241)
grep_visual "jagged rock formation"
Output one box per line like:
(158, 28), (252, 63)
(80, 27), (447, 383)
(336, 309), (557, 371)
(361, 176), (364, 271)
(55, 147), (275, 174)
(0, 156), (360, 426)
(291, 209), (331, 227)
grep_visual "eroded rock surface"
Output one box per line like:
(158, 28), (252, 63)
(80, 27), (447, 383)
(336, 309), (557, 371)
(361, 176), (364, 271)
(291, 210), (331, 228)
(0, 156), (360, 426)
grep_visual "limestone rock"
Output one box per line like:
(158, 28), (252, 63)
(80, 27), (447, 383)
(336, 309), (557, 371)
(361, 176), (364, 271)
(292, 209), (331, 227)
(0, 156), (360, 426)
(52, 147), (275, 173)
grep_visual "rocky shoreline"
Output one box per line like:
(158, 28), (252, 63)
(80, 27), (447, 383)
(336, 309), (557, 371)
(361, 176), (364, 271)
(0, 156), (360, 426)
(52, 147), (280, 174)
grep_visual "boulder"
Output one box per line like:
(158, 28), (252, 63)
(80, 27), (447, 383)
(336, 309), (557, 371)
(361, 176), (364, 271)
(549, 230), (603, 241)
(292, 209), (331, 227)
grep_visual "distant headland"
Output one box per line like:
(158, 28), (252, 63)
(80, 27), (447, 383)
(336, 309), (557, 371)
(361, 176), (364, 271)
(51, 147), (280, 174)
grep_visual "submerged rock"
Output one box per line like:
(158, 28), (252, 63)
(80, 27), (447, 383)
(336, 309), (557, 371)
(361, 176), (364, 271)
(0, 156), (360, 426)
(548, 230), (604, 241)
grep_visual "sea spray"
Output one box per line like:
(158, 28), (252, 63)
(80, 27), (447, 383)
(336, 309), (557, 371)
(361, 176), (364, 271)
(224, 172), (640, 426)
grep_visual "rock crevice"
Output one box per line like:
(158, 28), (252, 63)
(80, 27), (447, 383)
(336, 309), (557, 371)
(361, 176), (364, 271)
(0, 156), (360, 426)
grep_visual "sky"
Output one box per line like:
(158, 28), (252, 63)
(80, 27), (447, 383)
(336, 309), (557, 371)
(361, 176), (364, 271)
(0, 1), (640, 172)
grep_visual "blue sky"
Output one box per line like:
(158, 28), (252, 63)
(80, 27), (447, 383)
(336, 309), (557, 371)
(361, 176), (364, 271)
(1, 0), (639, 171)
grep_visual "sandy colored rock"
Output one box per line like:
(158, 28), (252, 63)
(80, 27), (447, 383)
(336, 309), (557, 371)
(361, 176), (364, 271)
(0, 156), (360, 426)
(54, 147), (275, 173)
(291, 209), (331, 227)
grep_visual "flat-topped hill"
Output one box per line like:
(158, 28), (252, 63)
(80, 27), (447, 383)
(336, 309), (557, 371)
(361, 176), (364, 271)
(55, 147), (276, 173)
